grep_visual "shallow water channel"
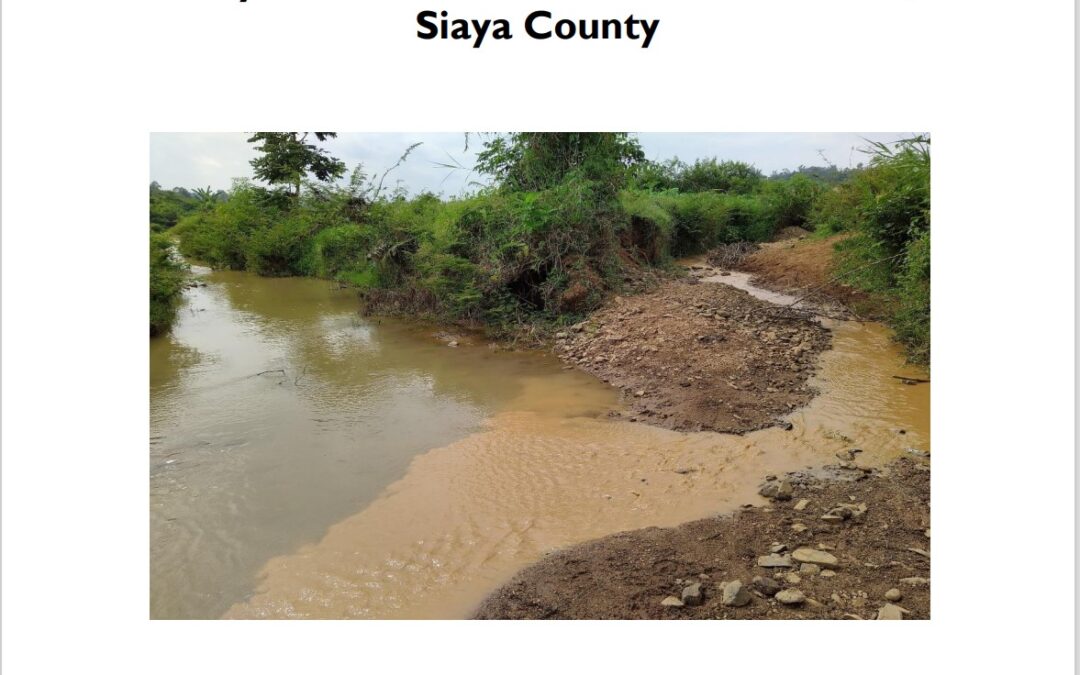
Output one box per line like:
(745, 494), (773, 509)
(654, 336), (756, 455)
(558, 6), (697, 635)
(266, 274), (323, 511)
(150, 266), (928, 619)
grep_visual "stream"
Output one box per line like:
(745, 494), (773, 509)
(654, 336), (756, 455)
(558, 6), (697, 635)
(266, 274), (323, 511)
(150, 265), (928, 619)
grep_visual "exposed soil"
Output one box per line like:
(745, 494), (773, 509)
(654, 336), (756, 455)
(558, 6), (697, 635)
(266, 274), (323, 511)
(733, 233), (879, 317)
(553, 280), (831, 433)
(473, 457), (930, 620)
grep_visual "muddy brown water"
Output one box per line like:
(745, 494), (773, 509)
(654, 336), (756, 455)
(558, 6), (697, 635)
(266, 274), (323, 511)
(151, 266), (928, 619)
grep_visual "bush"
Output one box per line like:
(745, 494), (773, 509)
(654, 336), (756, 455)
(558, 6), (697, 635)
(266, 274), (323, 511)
(149, 234), (187, 335)
(763, 174), (825, 229)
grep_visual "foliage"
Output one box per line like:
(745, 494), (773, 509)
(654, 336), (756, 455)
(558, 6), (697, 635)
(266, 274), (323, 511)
(247, 132), (347, 200)
(165, 133), (929, 360)
(769, 164), (859, 185)
(822, 136), (931, 363)
(475, 132), (644, 195)
(149, 233), (187, 335)
(675, 158), (764, 194)
(762, 174), (826, 229)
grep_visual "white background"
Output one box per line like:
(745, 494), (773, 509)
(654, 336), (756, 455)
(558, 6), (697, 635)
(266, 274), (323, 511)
(1, 1), (1075, 674)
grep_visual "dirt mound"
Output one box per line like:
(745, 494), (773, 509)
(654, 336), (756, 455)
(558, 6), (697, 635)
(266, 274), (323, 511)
(553, 280), (830, 433)
(473, 457), (930, 620)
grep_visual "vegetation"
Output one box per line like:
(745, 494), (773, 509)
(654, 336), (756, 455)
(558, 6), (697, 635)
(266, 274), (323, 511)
(158, 132), (929, 361)
(809, 136), (931, 363)
(149, 233), (187, 335)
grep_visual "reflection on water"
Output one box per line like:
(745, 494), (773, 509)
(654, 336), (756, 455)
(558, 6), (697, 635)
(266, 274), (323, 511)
(221, 273), (929, 620)
(150, 268), (617, 619)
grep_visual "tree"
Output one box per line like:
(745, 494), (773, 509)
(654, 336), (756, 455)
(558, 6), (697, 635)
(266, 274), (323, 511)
(475, 132), (644, 194)
(247, 132), (346, 201)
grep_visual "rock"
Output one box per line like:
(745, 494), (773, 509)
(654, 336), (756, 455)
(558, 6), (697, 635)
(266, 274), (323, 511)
(781, 422), (794, 431)
(791, 548), (840, 569)
(769, 543), (787, 554)
(899, 577), (930, 586)
(908, 547), (931, 559)
(722, 580), (751, 607)
(885, 588), (902, 601)
(554, 331), (569, 340)
(776, 480), (793, 500)
(793, 499), (810, 511)
(799, 563), (821, 575)
(783, 572), (801, 584)
(775, 589), (806, 605)
(661, 596), (684, 607)
(791, 523), (809, 533)
(681, 582), (703, 606)
(819, 570), (837, 578)
(634, 390), (645, 397)
(757, 554), (794, 568)
(751, 576), (781, 597)
(836, 449), (856, 461)
(876, 603), (904, 620)
(758, 482), (779, 498)
(447, 341), (459, 348)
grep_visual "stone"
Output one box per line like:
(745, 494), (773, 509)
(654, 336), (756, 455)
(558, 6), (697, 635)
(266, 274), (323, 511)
(836, 449), (856, 461)
(757, 554), (794, 568)
(775, 480), (793, 500)
(783, 572), (801, 584)
(554, 331), (569, 340)
(791, 523), (809, 533)
(681, 582), (703, 606)
(899, 577), (930, 586)
(775, 589), (806, 605)
(819, 570), (837, 578)
(876, 603), (904, 620)
(751, 576), (781, 597)
(791, 548), (840, 569)
(447, 340), (459, 348)
(769, 543), (787, 554)
(885, 588), (902, 601)
(799, 563), (821, 575)
(721, 580), (751, 607)
(793, 499), (810, 511)
(661, 596), (684, 607)
(908, 547), (931, 559)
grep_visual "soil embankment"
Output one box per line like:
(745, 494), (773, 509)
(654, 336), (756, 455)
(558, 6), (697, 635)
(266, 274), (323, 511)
(553, 281), (830, 433)
(474, 457), (930, 620)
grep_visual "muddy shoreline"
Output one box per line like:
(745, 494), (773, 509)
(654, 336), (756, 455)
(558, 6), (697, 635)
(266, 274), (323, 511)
(473, 244), (930, 619)
(474, 457), (930, 620)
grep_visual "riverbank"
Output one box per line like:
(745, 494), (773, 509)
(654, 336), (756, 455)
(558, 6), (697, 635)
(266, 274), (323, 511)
(473, 456), (930, 619)
(470, 237), (930, 619)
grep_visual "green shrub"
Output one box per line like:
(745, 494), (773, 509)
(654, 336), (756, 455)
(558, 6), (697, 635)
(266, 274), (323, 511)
(149, 233), (187, 335)
(763, 174), (825, 229)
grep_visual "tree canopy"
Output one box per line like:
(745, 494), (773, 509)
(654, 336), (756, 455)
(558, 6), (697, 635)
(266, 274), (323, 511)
(247, 132), (346, 199)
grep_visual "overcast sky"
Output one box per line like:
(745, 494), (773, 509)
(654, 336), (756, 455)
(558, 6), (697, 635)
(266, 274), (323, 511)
(149, 132), (916, 196)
